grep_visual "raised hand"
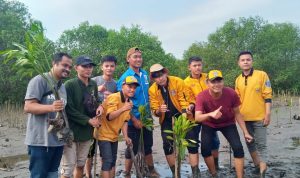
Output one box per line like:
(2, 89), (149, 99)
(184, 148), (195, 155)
(210, 106), (222, 119)
(122, 99), (133, 112)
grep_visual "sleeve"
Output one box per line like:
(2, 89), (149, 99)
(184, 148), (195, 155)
(261, 72), (272, 101)
(177, 78), (189, 112)
(25, 76), (46, 101)
(148, 85), (160, 114)
(234, 77), (241, 97)
(195, 93), (204, 112)
(65, 81), (90, 125)
(106, 95), (119, 114)
(183, 80), (196, 104)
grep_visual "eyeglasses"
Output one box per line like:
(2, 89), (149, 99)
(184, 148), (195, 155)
(81, 64), (94, 69)
(131, 55), (142, 59)
(151, 71), (165, 79)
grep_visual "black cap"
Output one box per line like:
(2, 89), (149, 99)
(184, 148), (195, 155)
(76, 56), (96, 66)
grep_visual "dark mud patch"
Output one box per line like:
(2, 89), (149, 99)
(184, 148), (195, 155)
(0, 154), (28, 170)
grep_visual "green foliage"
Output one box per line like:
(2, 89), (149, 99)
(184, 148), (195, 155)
(0, 0), (32, 104)
(57, 24), (178, 79)
(138, 104), (153, 131)
(184, 16), (300, 90)
(1, 21), (54, 78)
(164, 115), (197, 161)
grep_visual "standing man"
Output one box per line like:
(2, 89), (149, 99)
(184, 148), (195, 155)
(61, 56), (101, 178)
(92, 55), (118, 102)
(84, 55), (118, 177)
(148, 64), (194, 177)
(184, 56), (221, 174)
(195, 70), (253, 178)
(235, 51), (272, 177)
(24, 52), (72, 178)
(117, 47), (159, 177)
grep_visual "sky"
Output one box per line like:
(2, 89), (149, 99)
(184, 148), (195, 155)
(18, 0), (300, 58)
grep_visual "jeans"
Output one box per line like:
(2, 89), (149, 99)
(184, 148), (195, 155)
(28, 145), (63, 178)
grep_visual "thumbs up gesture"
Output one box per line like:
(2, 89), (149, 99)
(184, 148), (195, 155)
(210, 106), (222, 119)
(122, 99), (133, 112)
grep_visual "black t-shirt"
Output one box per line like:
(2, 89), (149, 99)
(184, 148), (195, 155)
(159, 84), (180, 123)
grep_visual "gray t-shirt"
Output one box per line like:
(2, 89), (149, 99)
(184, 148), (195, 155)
(92, 75), (117, 102)
(24, 73), (67, 147)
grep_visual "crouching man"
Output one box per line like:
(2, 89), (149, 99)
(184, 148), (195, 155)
(195, 70), (253, 178)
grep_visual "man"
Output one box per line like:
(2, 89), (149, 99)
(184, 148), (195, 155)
(84, 55), (118, 177)
(195, 70), (253, 178)
(61, 56), (101, 178)
(94, 76), (139, 178)
(24, 52), (72, 178)
(117, 47), (159, 177)
(235, 51), (272, 177)
(92, 55), (118, 102)
(148, 63), (194, 177)
(183, 56), (221, 175)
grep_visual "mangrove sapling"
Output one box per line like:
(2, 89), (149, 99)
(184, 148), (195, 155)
(275, 107), (279, 127)
(131, 104), (154, 177)
(164, 114), (197, 178)
(0, 22), (73, 146)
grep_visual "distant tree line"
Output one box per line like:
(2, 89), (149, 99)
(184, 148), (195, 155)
(1, 0), (300, 104)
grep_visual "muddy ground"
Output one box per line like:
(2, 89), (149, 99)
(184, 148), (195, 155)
(0, 105), (299, 178)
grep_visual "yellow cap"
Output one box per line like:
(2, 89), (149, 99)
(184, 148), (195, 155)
(208, 70), (223, 81)
(122, 76), (140, 86)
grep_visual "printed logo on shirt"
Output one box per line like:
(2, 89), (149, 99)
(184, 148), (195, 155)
(265, 80), (271, 87)
(144, 74), (149, 85)
(255, 85), (261, 93)
(170, 89), (176, 96)
(47, 94), (55, 103)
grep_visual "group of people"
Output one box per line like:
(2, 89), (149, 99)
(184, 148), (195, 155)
(24, 47), (272, 178)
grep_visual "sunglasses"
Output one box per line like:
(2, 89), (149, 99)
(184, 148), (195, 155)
(151, 71), (165, 78)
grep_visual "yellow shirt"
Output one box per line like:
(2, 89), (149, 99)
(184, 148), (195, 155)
(184, 73), (208, 104)
(235, 69), (272, 121)
(149, 76), (189, 124)
(94, 92), (130, 142)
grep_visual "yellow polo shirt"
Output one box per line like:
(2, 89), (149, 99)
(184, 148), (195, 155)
(184, 73), (208, 104)
(94, 92), (130, 142)
(235, 69), (272, 121)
